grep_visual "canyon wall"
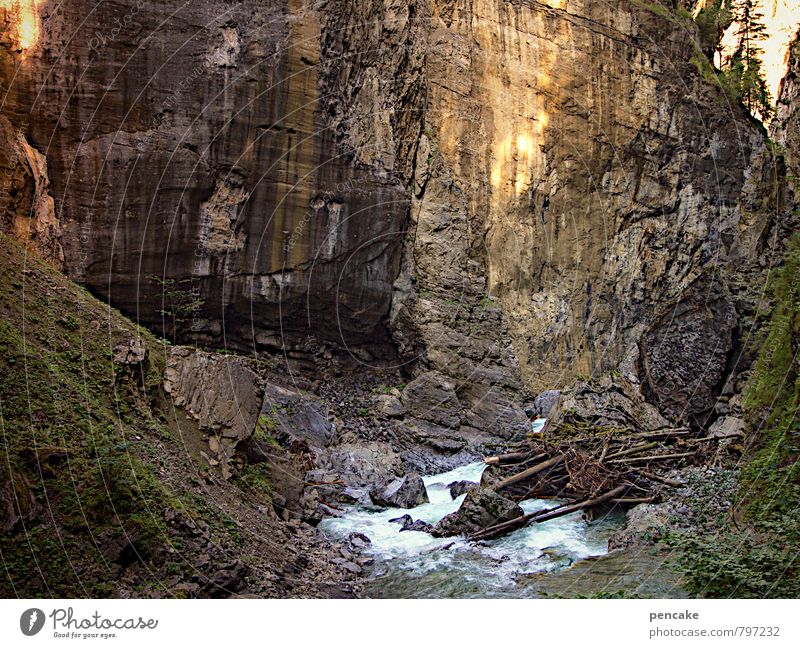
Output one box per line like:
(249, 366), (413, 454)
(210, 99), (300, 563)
(1, 0), (408, 356)
(2, 0), (793, 428)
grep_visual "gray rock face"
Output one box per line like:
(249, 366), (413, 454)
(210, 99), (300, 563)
(259, 383), (335, 450)
(608, 503), (672, 551)
(163, 346), (263, 478)
(401, 372), (462, 429)
(774, 32), (800, 181)
(432, 488), (523, 538)
(3, 0), (797, 451)
(369, 473), (429, 509)
(546, 374), (671, 434)
(112, 339), (147, 367)
(373, 393), (406, 418)
(319, 441), (404, 489)
(707, 416), (745, 439)
(640, 273), (738, 426)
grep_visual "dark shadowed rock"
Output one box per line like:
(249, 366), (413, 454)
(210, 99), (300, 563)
(259, 383), (335, 449)
(533, 390), (561, 418)
(202, 560), (250, 598)
(0, 467), (38, 534)
(1, 3), (407, 355)
(347, 532), (372, 551)
(389, 514), (434, 533)
(403, 519), (434, 533)
(389, 514), (413, 526)
(447, 480), (478, 499)
(369, 473), (429, 508)
(640, 273), (738, 427)
(401, 372), (462, 428)
(432, 488), (523, 537)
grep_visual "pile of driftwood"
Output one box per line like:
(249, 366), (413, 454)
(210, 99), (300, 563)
(471, 425), (739, 541)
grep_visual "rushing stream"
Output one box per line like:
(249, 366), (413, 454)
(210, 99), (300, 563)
(320, 420), (637, 598)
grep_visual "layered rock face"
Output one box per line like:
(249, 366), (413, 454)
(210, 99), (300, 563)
(774, 33), (800, 179)
(1, 0), (407, 355)
(1, 1), (793, 430)
(0, 115), (63, 266)
(324, 0), (788, 426)
(422, 2), (784, 422)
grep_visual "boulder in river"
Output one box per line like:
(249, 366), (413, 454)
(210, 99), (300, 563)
(447, 480), (479, 499)
(432, 487), (523, 537)
(389, 514), (434, 533)
(369, 473), (429, 508)
(346, 532), (372, 552)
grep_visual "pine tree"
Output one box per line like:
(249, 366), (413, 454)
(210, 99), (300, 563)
(695, 0), (734, 63)
(728, 0), (773, 120)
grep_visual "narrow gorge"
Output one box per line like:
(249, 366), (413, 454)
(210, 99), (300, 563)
(1, 0), (798, 599)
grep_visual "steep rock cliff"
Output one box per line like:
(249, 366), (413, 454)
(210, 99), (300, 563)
(1, 0), (792, 431)
(774, 32), (800, 178)
(421, 1), (782, 424)
(2, 0), (407, 356)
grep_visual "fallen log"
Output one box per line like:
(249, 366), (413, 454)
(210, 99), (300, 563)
(483, 451), (548, 466)
(637, 427), (692, 439)
(686, 432), (744, 443)
(550, 427), (691, 447)
(492, 454), (565, 491)
(470, 485), (627, 541)
(598, 436), (611, 463)
(610, 496), (656, 505)
(528, 485), (627, 523)
(468, 503), (567, 542)
(608, 450), (696, 465)
(603, 441), (658, 461)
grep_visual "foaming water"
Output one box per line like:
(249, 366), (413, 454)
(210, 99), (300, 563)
(319, 419), (625, 598)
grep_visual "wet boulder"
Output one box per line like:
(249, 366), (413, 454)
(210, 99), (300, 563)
(369, 473), (429, 508)
(447, 480), (478, 499)
(347, 532), (372, 551)
(432, 487), (523, 537)
(389, 514), (434, 533)
(338, 486), (372, 506)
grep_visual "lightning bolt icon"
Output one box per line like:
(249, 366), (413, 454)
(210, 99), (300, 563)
(28, 611), (38, 631)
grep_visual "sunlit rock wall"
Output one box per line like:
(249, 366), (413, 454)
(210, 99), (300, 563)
(2, 0), (793, 428)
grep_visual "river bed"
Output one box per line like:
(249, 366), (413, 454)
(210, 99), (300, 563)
(319, 420), (643, 598)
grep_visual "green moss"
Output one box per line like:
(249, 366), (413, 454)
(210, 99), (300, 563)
(239, 463), (273, 496)
(741, 233), (800, 521)
(253, 414), (281, 448)
(670, 234), (800, 598)
(0, 234), (193, 596)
